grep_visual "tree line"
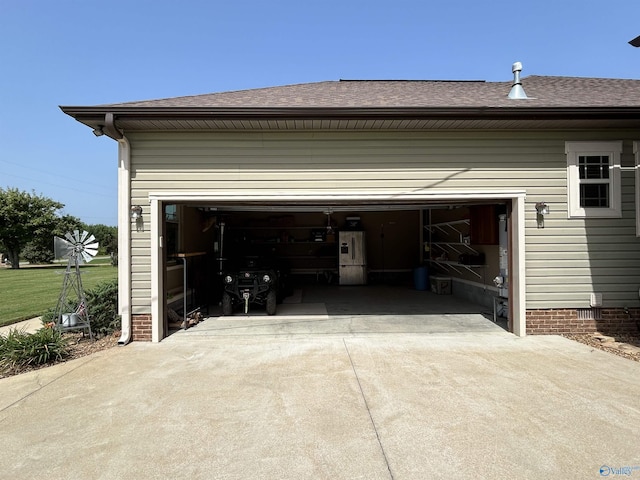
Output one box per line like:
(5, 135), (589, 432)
(0, 187), (117, 269)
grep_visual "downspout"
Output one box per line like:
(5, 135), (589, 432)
(117, 135), (132, 345)
(102, 113), (132, 346)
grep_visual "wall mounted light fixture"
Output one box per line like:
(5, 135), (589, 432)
(130, 205), (143, 219)
(131, 205), (144, 232)
(535, 202), (550, 216)
(535, 202), (549, 228)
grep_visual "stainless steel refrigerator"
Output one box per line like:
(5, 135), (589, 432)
(338, 231), (367, 285)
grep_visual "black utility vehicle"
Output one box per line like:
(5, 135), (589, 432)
(221, 256), (289, 316)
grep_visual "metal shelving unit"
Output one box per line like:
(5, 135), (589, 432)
(425, 217), (486, 278)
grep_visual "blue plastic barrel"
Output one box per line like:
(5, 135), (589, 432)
(414, 266), (429, 291)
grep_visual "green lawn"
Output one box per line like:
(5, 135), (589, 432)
(0, 262), (118, 327)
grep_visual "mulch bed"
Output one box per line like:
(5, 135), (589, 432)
(0, 331), (120, 379)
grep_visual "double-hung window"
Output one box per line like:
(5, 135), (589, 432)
(565, 141), (622, 218)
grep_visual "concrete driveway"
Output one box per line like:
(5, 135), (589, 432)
(1, 331), (639, 480)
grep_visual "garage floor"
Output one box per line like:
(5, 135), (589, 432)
(172, 284), (508, 338)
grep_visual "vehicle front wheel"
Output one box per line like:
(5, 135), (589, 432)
(222, 292), (233, 316)
(265, 290), (277, 315)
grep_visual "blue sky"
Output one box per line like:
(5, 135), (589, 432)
(1, 0), (639, 226)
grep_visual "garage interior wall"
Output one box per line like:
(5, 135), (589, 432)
(160, 202), (506, 317)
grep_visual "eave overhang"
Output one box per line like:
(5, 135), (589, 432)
(60, 106), (640, 138)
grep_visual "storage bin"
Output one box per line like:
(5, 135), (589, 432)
(430, 276), (452, 295)
(413, 266), (429, 291)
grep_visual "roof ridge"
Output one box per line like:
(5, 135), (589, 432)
(84, 75), (640, 109)
(525, 74), (640, 81)
(338, 79), (487, 83)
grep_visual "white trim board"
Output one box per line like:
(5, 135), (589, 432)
(148, 190), (527, 340)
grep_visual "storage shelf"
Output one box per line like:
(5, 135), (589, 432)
(279, 255), (336, 259)
(428, 259), (485, 278)
(427, 219), (470, 228)
(426, 219), (470, 235)
(229, 225), (328, 230)
(251, 241), (336, 245)
(228, 221), (339, 276)
(431, 242), (478, 255)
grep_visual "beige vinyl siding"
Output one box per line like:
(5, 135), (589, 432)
(127, 130), (640, 312)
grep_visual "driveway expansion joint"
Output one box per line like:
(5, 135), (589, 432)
(343, 338), (394, 480)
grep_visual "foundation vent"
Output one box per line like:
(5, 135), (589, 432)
(577, 307), (602, 321)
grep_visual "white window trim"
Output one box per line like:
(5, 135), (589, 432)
(565, 141), (622, 219)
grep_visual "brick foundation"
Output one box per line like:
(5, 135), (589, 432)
(526, 308), (640, 335)
(131, 314), (152, 341)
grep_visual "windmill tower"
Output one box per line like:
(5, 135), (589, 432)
(53, 230), (99, 338)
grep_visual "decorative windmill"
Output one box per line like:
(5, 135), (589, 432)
(53, 230), (99, 338)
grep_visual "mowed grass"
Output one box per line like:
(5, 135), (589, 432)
(0, 260), (118, 327)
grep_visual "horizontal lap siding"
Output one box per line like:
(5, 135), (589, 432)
(128, 131), (640, 312)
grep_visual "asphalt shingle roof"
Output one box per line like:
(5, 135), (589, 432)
(102, 76), (640, 109)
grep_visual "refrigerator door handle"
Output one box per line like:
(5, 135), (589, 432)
(351, 237), (355, 260)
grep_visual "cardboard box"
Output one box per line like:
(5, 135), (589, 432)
(430, 276), (452, 295)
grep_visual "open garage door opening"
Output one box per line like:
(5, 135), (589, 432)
(159, 200), (514, 338)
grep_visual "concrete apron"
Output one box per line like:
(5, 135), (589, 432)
(174, 311), (507, 338)
(1, 331), (639, 480)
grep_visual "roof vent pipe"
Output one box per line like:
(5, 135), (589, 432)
(508, 62), (528, 99)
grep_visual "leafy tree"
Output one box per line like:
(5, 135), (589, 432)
(22, 215), (85, 265)
(86, 224), (118, 256)
(0, 188), (63, 269)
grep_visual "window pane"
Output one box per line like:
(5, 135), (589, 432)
(165, 204), (177, 221)
(580, 183), (609, 207)
(578, 155), (609, 179)
(164, 204), (179, 256)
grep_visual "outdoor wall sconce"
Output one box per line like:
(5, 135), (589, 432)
(131, 205), (144, 232)
(130, 205), (143, 219)
(535, 202), (549, 228)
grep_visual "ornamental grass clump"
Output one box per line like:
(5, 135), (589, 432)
(0, 326), (69, 376)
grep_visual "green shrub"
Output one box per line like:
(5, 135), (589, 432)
(0, 327), (69, 375)
(40, 279), (120, 337)
(85, 279), (120, 336)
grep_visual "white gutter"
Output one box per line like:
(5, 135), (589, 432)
(117, 135), (132, 345)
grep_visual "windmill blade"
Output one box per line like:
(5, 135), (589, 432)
(73, 230), (81, 243)
(83, 247), (99, 257)
(54, 236), (73, 260)
(80, 231), (89, 242)
(83, 234), (96, 245)
(65, 231), (76, 243)
(84, 241), (99, 251)
(80, 250), (94, 264)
